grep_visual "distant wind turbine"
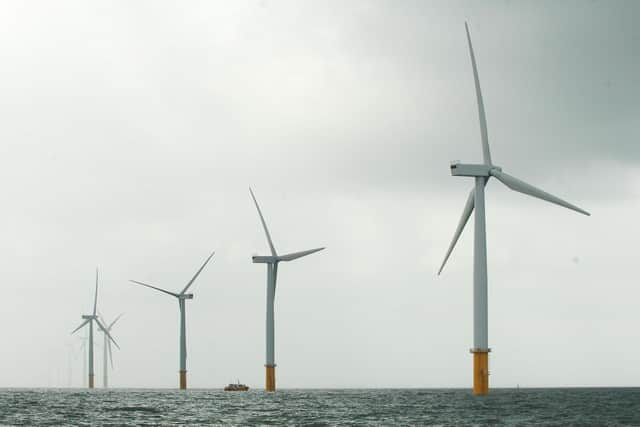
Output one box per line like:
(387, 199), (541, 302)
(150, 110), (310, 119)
(438, 23), (590, 396)
(98, 313), (122, 389)
(71, 269), (120, 389)
(130, 251), (215, 390)
(250, 188), (324, 392)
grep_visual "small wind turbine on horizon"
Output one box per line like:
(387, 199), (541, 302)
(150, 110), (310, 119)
(250, 188), (324, 392)
(71, 269), (120, 389)
(130, 250), (215, 390)
(438, 23), (590, 396)
(98, 313), (122, 389)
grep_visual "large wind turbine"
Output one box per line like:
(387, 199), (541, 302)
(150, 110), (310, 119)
(250, 188), (324, 392)
(130, 250), (215, 390)
(71, 269), (120, 389)
(98, 313), (122, 388)
(438, 23), (590, 396)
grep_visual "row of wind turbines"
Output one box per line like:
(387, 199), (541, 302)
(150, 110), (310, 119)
(71, 23), (589, 395)
(72, 188), (323, 392)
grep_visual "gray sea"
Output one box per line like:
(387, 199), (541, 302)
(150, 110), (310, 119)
(1, 388), (639, 426)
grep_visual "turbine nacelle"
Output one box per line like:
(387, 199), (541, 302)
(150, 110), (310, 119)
(253, 255), (278, 264)
(180, 293), (194, 300)
(81, 314), (97, 320)
(253, 249), (325, 264)
(450, 162), (502, 177)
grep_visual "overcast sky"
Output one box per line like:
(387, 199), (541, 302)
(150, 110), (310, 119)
(1, 0), (638, 389)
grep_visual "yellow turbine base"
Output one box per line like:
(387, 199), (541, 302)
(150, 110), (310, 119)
(265, 366), (276, 392)
(472, 351), (489, 395)
(89, 374), (94, 389)
(180, 370), (187, 390)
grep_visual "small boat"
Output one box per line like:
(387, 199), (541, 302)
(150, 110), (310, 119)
(224, 380), (249, 391)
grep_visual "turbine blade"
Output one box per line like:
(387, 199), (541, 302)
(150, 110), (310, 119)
(277, 247), (325, 262)
(98, 311), (108, 331)
(249, 187), (277, 256)
(95, 318), (106, 333)
(71, 319), (90, 335)
(181, 251), (215, 294)
(465, 22), (492, 166)
(438, 188), (475, 275)
(491, 169), (590, 216)
(108, 313), (124, 330)
(93, 268), (99, 316)
(96, 318), (120, 350)
(273, 262), (278, 297)
(130, 280), (179, 298)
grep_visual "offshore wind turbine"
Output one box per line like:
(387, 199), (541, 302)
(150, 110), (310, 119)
(130, 250), (215, 390)
(71, 269), (120, 389)
(438, 23), (590, 396)
(250, 188), (324, 392)
(98, 313), (122, 388)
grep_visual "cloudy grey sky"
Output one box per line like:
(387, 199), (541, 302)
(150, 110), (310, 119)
(0, 0), (638, 389)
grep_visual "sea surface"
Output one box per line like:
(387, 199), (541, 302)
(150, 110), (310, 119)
(0, 388), (639, 426)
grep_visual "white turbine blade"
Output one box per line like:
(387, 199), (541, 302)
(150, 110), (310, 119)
(277, 247), (325, 262)
(491, 169), (590, 216)
(249, 187), (277, 256)
(98, 312), (108, 331)
(71, 319), (90, 335)
(93, 268), (99, 316)
(108, 313), (124, 330)
(181, 250), (215, 295)
(273, 263), (278, 297)
(96, 318), (120, 350)
(130, 280), (179, 298)
(438, 188), (475, 275)
(465, 22), (492, 166)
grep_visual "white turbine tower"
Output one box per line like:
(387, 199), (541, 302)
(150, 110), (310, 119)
(98, 313), (122, 389)
(71, 269), (120, 389)
(438, 23), (590, 395)
(249, 188), (324, 392)
(130, 250), (215, 390)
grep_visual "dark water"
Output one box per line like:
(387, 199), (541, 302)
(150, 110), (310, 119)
(1, 388), (639, 426)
